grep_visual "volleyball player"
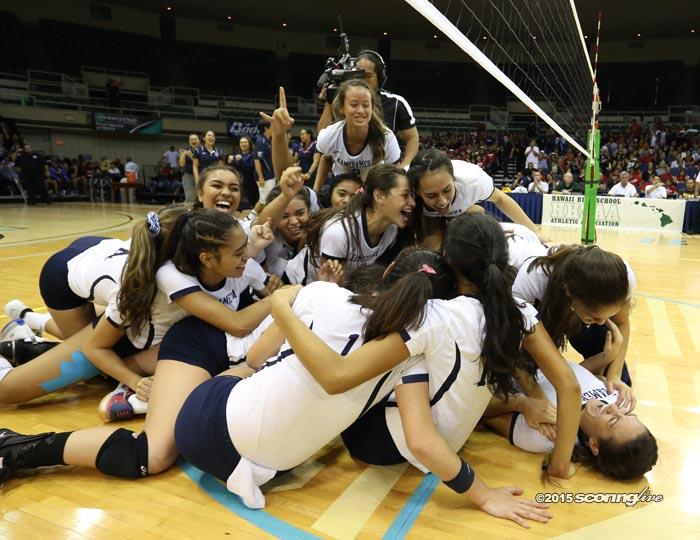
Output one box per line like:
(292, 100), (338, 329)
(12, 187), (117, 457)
(0, 206), (187, 407)
(484, 362), (657, 480)
(313, 79), (401, 191)
(322, 173), (362, 209)
(0, 209), (289, 485)
(91, 208), (271, 420)
(284, 164), (414, 285)
(4, 235), (130, 342)
(512, 244), (637, 407)
(408, 149), (548, 249)
(267, 216), (579, 524)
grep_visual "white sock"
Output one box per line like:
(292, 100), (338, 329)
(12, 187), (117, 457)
(127, 393), (148, 415)
(23, 312), (51, 333)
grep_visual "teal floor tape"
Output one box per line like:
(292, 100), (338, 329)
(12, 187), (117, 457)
(382, 473), (439, 540)
(180, 460), (320, 540)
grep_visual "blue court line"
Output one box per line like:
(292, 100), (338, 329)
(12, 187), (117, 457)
(669, 239), (685, 246)
(180, 460), (320, 540)
(634, 293), (700, 308)
(382, 473), (440, 540)
(638, 238), (656, 244)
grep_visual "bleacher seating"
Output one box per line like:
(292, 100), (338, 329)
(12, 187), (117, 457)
(176, 41), (276, 97)
(38, 19), (162, 83)
(0, 11), (24, 74)
(388, 59), (477, 107)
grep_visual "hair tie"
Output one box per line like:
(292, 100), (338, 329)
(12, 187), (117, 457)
(146, 211), (161, 237)
(418, 264), (437, 275)
(355, 186), (365, 194)
(484, 259), (497, 267)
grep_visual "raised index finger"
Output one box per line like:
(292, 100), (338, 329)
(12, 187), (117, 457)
(279, 86), (287, 109)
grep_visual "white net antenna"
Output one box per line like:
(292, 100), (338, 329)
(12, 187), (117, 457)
(406, 0), (594, 157)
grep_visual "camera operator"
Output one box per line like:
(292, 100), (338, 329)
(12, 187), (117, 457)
(317, 50), (418, 169)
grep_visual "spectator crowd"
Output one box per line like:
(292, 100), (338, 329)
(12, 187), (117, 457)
(2, 111), (699, 205)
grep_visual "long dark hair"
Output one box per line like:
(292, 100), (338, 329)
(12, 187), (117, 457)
(443, 213), (527, 398)
(528, 245), (629, 350)
(117, 205), (190, 333)
(332, 79), (389, 164)
(572, 428), (658, 480)
(352, 248), (455, 341)
(305, 164), (407, 270)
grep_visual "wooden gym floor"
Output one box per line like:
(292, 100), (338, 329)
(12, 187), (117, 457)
(0, 202), (699, 539)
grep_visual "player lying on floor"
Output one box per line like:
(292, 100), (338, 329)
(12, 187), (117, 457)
(483, 361), (657, 480)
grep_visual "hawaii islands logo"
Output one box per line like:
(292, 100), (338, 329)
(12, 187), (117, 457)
(632, 201), (674, 227)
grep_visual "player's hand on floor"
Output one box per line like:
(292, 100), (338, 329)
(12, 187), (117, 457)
(476, 486), (553, 529)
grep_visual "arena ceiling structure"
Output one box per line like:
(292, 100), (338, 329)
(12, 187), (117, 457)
(110, 0), (699, 41)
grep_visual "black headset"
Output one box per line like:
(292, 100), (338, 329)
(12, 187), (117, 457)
(356, 50), (387, 89)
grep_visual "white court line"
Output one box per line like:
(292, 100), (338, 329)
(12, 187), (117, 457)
(644, 298), (682, 357)
(679, 305), (700, 354)
(0, 250), (56, 262)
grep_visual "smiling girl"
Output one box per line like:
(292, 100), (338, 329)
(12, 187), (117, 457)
(408, 149), (547, 249)
(313, 80), (400, 191)
(285, 164), (414, 285)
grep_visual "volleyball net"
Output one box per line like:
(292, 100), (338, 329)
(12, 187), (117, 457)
(404, 0), (602, 242)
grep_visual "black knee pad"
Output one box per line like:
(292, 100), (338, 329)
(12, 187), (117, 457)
(95, 428), (149, 478)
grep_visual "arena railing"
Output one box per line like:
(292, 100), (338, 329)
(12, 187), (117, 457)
(2, 70), (697, 133)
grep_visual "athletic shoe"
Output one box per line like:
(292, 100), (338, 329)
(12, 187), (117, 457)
(0, 339), (59, 367)
(3, 300), (31, 321)
(98, 386), (135, 422)
(0, 320), (36, 343)
(0, 429), (55, 486)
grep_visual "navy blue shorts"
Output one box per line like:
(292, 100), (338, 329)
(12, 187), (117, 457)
(341, 400), (404, 466)
(175, 375), (242, 482)
(158, 317), (229, 377)
(39, 236), (107, 310)
(569, 323), (632, 386)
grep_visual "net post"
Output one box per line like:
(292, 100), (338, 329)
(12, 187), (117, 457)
(580, 127), (600, 244)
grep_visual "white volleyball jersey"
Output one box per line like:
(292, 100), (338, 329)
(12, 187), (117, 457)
(422, 160), (495, 218)
(104, 258), (266, 350)
(386, 295), (539, 473)
(156, 258), (266, 309)
(512, 251), (637, 306)
(66, 238), (131, 307)
(225, 282), (425, 470)
(225, 315), (275, 366)
(261, 235), (297, 277)
(511, 362), (618, 453)
(283, 246), (309, 285)
(302, 210), (397, 285)
(316, 121), (401, 180)
(500, 223), (548, 271)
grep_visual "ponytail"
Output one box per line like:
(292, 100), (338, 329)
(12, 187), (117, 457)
(352, 248), (455, 341)
(117, 205), (189, 333)
(443, 213), (526, 398)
